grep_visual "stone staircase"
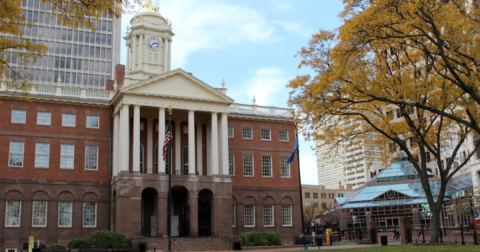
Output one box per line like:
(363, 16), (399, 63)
(139, 237), (232, 252)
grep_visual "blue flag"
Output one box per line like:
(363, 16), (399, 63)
(286, 136), (299, 164)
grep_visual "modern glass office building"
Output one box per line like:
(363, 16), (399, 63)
(3, 0), (121, 88)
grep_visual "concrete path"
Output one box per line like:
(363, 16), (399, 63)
(217, 244), (382, 252)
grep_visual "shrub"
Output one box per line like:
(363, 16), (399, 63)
(87, 230), (132, 248)
(51, 244), (66, 249)
(240, 231), (281, 246)
(22, 242), (46, 250)
(68, 238), (90, 249)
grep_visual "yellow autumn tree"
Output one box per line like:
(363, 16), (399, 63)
(0, 0), (139, 96)
(289, 0), (480, 243)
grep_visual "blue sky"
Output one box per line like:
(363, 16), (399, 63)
(120, 0), (345, 185)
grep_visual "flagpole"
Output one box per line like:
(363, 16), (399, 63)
(166, 104), (173, 252)
(296, 132), (307, 250)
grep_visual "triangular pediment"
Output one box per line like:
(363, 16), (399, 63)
(372, 190), (412, 201)
(121, 68), (234, 103)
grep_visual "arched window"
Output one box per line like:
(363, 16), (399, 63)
(155, 144), (158, 174)
(140, 143), (144, 173)
(183, 146), (188, 175)
(155, 143), (172, 174)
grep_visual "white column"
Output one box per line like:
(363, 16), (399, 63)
(196, 122), (203, 176)
(121, 105), (130, 172)
(139, 34), (143, 69)
(206, 124), (211, 176)
(113, 112), (119, 177)
(217, 116), (222, 174)
(163, 38), (168, 72)
(146, 118), (153, 174)
(133, 106), (141, 172)
(211, 113), (219, 175)
(188, 111), (196, 175)
(167, 40), (171, 71)
(159, 108), (166, 174)
(221, 113), (229, 175)
(175, 120), (181, 175)
(126, 44), (130, 70)
(132, 36), (137, 70)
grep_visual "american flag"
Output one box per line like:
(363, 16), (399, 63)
(163, 120), (173, 160)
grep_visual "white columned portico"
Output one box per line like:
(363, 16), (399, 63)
(175, 120), (181, 175)
(133, 106), (141, 172)
(158, 108), (166, 174)
(147, 118), (154, 174)
(211, 113), (219, 175)
(121, 104), (130, 172)
(188, 111), (196, 175)
(220, 113), (229, 175)
(196, 122), (203, 175)
(113, 112), (119, 176)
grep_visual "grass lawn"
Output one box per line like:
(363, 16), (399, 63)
(302, 244), (480, 252)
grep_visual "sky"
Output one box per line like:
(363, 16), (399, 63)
(120, 0), (345, 185)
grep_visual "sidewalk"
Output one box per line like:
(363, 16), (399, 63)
(218, 243), (381, 252)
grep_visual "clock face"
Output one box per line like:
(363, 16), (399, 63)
(147, 37), (160, 50)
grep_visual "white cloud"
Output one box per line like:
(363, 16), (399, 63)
(159, 0), (279, 67)
(243, 67), (289, 106)
(274, 20), (311, 38)
(299, 146), (318, 185)
(268, 0), (292, 11)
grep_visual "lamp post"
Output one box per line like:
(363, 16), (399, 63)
(350, 209), (354, 241)
(470, 195), (478, 245)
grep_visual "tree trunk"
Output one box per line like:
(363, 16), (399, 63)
(429, 203), (442, 243)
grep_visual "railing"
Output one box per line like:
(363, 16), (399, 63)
(0, 82), (114, 100)
(228, 103), (293, 118)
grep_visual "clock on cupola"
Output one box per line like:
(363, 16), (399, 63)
(124, 0), (175, 81)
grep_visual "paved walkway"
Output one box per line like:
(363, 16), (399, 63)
(217, 244), (382, 252)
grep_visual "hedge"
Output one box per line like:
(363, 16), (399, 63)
(240, 231), (281, 246)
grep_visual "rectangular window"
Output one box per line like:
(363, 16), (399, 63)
(86, 115), (99, 128)
(260, 129), (271, 140)
(35, 143), (50, 168)
(244, 205), (255, 227)
(58, 202), (72, 227)
(280, 156), (290, 177)
(37, 111), (51, 125)
(60, 144), (74, 169)
(83, 202), (97, 227)
(32, 201), (47, 227)
(85, 146), (99, 170)
(305, 192), (310, 199)
(232, 205), (236, 227)
(282, 205), (292, 226)
(9, 141), (24, 167)
(279, 131), (289, 142)
(262, 156), (272, 177)
(313, 193), (318, 199)
(243, 155), (254, 176)
(228, 126), (234, 138)
(62, 113), (76, 127)
(242, 128), (253, 139)
(263, 205), (274, 227)
(229, 153), (235, 176)
(6, 248), (17, 252)
(11, 109), (26, 124)
(5, 201), (21, 227)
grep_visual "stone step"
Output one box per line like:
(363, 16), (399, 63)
(141, 237), (232, 251)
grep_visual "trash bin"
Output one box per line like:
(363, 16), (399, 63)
(380, 236), (388, 246)
(316, 238), (323, 246)
(233, 241), (241, 250)
(139, 243), (146, 252)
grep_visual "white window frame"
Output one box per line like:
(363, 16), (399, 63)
(6, 248), (17, 252)
(9, 141), (25, 167)
(83, 202), (97, 227)
(32, 201), (47, 227)
(229, 153), (235, 176)
(243, 155), (254, 177)
(244, 205), (255, 227)
(282, 205), (293, 227)
(35, 143), (50, 168)
(260, 129), (271, 141)
(11, 109), (26, 124)
(232, 205), (236, 227)
(86, 115), (99, 129)
(60, 144), (75, 169)
(37, 111), (52, 126)
(242, 128), (253, 139)
(263, 205), (274, 227)
(85, 145), (99, 170)
(228, 126), (234, 138)
(5, 201), (21, 227)
(280, 156), (291, 178)
(62, 113), (76, 127)
(262, 156), (272, 177)
(279, 131), (289, 142)
(58, 202), (72, 227)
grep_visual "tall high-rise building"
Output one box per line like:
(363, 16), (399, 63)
(3, 0), (121, 88)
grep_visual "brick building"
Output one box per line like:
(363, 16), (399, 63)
(0, 2), (302, 251)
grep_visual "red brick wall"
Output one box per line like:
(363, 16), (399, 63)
(0, 99), (111, 182)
